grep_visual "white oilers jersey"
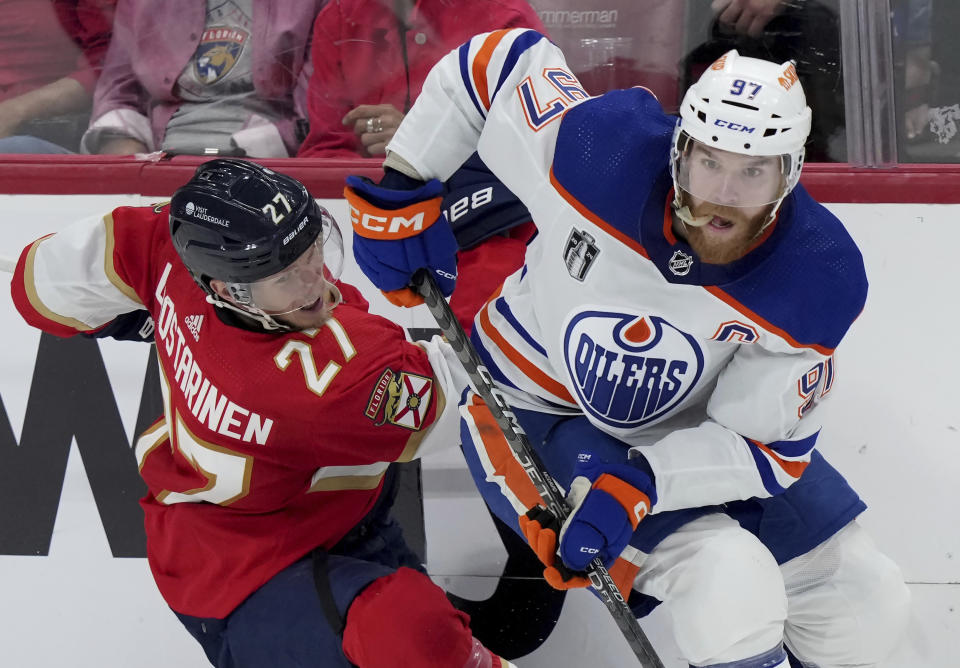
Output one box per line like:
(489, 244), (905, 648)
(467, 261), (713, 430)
(389, 29), (868, 513)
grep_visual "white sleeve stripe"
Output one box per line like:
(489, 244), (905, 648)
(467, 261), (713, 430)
(404, 336), (471, 459)
(29, 214), (144, 330)
(307, 463), (388, 493)
(461, 30), (515, 116)
(23, 237), (94, 331)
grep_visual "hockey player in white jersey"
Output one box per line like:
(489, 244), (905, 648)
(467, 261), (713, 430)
(344, 30), (911, 668)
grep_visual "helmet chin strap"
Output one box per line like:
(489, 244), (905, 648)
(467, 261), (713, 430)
(758, 191), (787, 235)
(206, 294), (290, 331)
(206, 283), (343, 333)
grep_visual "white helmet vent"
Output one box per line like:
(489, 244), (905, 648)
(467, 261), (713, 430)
(723, 99), (759, 112)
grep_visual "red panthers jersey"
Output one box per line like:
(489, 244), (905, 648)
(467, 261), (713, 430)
(12, 203), (458, 618)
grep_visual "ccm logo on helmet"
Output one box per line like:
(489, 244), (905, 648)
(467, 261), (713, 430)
(349, 207), (427, 235)
(714, 119), (755, 133)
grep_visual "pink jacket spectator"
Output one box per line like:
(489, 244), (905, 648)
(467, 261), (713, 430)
(298, 0), (545, 157)
(0, 0), (116, 102)
(81, 0), (324, 155)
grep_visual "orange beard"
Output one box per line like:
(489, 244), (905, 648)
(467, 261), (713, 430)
(675, 201), (771, 264)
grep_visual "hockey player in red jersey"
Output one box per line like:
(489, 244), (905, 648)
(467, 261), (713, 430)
(10, 159), (514, 668)
(345, 30), (911, 668)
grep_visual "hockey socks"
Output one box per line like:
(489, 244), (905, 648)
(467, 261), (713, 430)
(342, 567), (511, 667)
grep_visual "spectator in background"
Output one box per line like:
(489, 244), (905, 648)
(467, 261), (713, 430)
(299, 1), (545, 330)
(894, 0), (935, 143)
(81, 0), (323, 158)
(0, 0), (116, 154)
(298, 0), (545, 158)
(529, 0), (685, 107)
(710, 0), (785, 37)
(681, 0), (846, 162)
(891, 0), (944, 160)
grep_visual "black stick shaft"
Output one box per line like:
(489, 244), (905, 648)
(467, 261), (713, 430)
(412, 270), (665, 668)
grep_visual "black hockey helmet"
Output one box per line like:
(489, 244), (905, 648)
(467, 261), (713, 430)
(170, 159), (332, 291)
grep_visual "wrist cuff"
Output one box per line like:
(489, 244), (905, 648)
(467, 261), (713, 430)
(592, 474), (651, 529)
(345, 186), (442, 240)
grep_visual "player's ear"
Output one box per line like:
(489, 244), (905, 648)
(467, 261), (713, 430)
(209, 279), (233, 302)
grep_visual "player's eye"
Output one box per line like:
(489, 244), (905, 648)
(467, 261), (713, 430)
(701, 158), (719, 170)
(743, 166), (764, 178)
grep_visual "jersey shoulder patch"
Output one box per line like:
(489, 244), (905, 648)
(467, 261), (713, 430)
(320, 302), (437, 431)
(364, 367), (434, 431)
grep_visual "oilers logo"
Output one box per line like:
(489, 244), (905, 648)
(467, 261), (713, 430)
(194, 27), (248, 84)
(563, 310), (704, 428)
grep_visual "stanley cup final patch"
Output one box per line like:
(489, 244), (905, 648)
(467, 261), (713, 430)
(365, 369), (433, 430)
(564, 228), (600, 281)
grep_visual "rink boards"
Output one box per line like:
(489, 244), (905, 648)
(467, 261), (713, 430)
(0, 194), (956, 667)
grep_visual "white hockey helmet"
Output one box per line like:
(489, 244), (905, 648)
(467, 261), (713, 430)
(671, 50), (812, 224)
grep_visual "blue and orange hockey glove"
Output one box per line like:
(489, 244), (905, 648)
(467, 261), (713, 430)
(518, 454), (655, 595)
(345, 174), (458, 307)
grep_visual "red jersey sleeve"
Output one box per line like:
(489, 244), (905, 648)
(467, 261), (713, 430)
(297, 301), (444, 472)
(11, 204), (167, 337)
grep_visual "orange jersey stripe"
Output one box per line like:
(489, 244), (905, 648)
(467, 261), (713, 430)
(477, 300), (577, 405)
(472, 29), (512, 111)
(705, 285), (835, 356)
(549, 167), (649, 259)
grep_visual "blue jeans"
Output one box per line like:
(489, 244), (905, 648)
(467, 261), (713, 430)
(0, 135), (73, 154)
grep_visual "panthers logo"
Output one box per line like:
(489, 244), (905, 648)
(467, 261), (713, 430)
(563, 310), (704, 428)
(194, 27), (248, 84)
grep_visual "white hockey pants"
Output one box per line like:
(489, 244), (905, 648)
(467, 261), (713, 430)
(634, 515), (910, 667)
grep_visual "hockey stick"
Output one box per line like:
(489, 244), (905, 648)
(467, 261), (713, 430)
(412, 270), (665, 668)
(0, 255), (15, 273)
